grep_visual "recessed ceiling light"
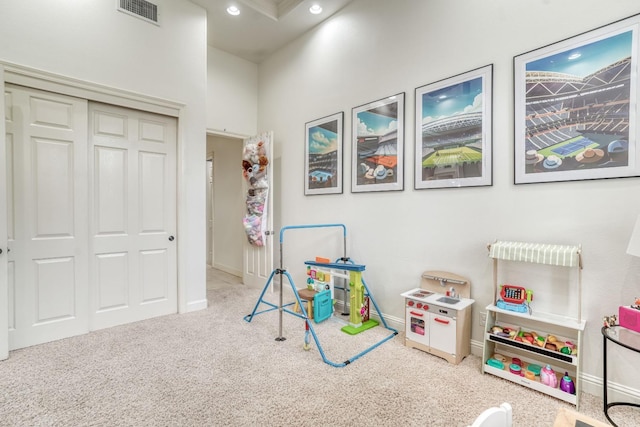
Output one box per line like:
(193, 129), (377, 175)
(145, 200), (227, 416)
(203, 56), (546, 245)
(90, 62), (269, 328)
(568, 52), (581, 60)
(227, 6), (240, 16)
(309, 4), (322, 14)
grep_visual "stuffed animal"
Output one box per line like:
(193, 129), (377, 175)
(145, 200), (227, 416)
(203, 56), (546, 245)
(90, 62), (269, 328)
(257, 141), (266, 157)
(243, 143), (260, 164)
(241, 160), (252, 179)
(258, 155), (269, 172)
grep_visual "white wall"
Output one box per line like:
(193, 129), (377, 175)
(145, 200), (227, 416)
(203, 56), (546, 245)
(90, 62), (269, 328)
(258, 0), (640, 398)
(0, 0), (208, 311)
(206, 135), (244, 275)
(207, 46), (258, 136)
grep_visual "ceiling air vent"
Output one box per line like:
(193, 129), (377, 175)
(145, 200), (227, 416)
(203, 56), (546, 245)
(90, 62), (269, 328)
(118, 0), (159, 25)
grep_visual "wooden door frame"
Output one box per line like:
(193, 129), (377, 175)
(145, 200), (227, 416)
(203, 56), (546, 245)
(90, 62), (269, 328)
(0, 62), (187, 359)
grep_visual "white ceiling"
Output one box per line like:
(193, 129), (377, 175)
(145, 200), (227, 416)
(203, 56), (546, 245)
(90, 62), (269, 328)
(189, 0), (354, 63)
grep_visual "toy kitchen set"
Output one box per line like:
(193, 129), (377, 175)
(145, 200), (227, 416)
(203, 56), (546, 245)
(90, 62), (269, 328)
(401, 271), (474, 364)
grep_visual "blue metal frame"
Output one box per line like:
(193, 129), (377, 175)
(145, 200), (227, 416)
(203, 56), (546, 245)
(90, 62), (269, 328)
(243, 223), (398, 368)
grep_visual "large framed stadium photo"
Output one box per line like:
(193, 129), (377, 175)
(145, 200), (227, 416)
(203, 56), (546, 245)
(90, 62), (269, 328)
(304, 112), (344, 196)
(351, 93), (405, 193)
(514, 14), (640, 184)
(414, 65), (493, 190)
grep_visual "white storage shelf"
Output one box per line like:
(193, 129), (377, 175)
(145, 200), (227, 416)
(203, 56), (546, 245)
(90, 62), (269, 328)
(484, 364), (577, 406)
(482, 241), (584, 408)
(485, 305), (585, 365)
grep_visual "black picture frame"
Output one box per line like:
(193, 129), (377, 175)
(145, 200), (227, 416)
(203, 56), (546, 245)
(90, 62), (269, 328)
(514, 14), (640, 184)
(304, 112), (344, 195)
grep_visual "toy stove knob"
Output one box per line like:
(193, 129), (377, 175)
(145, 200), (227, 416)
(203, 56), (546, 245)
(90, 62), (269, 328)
(423, 305), (429, 311)
(407, 300), (414, 307)
(416, 303), (423, 309)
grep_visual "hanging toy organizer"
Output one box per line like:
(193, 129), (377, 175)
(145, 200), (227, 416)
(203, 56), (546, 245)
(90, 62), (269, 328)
(241, 133), (271, 247)
(243, 223), (398, 368)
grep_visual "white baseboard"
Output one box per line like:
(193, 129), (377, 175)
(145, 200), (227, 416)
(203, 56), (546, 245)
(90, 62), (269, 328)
(185, 298), (208, 312)
(212, 263), (242, 278)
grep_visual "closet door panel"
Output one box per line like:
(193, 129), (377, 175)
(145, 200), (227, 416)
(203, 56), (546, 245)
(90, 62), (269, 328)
(6, 84), (89, 351)
(94, 146), (127, 236)
(89, 103), (177, 330)
(95, 252), (129, 312)
(33, 138), (74, 237)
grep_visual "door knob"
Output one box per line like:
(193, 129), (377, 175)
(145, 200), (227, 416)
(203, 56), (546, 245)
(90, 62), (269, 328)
(168, 236), (175, 241)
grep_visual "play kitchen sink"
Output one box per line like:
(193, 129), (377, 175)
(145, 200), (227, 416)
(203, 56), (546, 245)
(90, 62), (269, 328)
(401, 270), (475, 364)
(436, 296), (462, 305)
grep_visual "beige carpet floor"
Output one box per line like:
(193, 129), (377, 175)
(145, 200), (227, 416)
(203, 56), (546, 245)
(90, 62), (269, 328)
(1, 268), (639, 426)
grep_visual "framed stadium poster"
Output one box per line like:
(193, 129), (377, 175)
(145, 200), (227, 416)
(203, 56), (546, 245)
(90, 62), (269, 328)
(351, 92), (405, 193)
(304, 112), (344, 195)
(414, 65), (493, 190)
(514, 13), (640, 184)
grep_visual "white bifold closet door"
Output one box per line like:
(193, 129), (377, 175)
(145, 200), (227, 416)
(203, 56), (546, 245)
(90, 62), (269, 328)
(5, 85), (177, 351)
(88, 102), (177, 330)
(6, 85), (90, 350)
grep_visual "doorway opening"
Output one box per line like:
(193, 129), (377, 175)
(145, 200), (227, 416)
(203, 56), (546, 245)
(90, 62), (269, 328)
(205, 134), (244, 281)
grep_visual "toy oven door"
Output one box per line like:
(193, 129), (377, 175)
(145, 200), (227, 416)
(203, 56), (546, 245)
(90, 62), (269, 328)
(405, 305), (429, 346)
